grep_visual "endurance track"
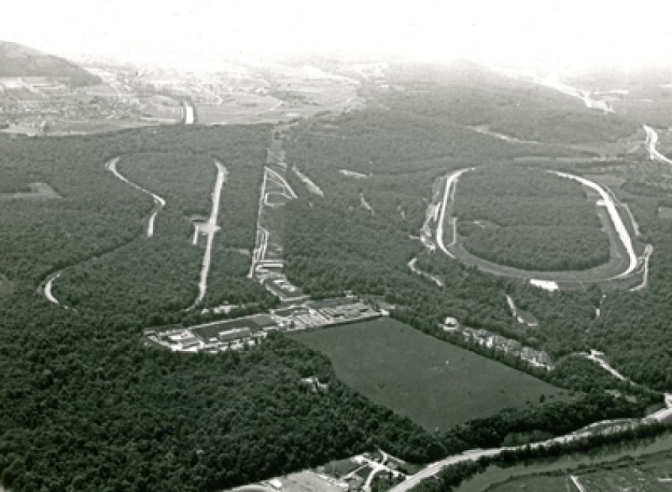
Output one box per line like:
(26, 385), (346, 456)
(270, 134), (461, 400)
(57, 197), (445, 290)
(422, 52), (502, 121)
(435, 168), (646, 285)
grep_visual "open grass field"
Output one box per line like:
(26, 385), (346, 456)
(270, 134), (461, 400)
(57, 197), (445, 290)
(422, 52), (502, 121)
(292, 318), (569, 432)
(0, 182), (61, 200)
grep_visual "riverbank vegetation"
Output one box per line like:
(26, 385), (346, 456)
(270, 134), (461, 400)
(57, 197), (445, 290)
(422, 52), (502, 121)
(414, 423), (670, 491)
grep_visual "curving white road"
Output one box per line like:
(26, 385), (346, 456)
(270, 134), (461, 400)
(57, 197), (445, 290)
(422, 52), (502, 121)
(360, 192), (374, 214)
(551, 171), (638, 279)
(388, 410), (669, 492)
(436, 168), (475, 260)
(105, 157), (166, 237)
(408, 258), (443, 287)
(643, 125), (672, 165)
(249, 168), (270, 278)
(538, 75), (613, 113)
(43, 271), (64, 307)
(266, 167), (298, 199)
(188, 161), (227, 310)
(630, 245), (654, 292)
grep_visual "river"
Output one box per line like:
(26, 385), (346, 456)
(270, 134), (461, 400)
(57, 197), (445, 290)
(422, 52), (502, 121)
(455, 432), (672, 491)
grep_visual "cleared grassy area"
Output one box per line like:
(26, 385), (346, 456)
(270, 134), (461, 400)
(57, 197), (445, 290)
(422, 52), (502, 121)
(292, 318), (569, 432)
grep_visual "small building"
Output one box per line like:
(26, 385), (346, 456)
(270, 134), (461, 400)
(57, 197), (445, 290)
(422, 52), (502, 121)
(442, 317), (459, 331)
(218, 327), (251, 344)
(268, 478), (283, 490)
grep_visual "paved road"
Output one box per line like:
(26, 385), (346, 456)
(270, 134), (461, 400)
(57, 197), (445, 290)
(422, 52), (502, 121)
(644, 125), (672, 165)
(388, 416), (668, 492)
(435, 168), (474, 260)
(106, 157), (166, 237)
(408, 258), (443, 286)
(630, 245), (653, 292)
(183, 101), (196, 124)
(43, 271), (65, 307)
(552, 171), (638, 279)
(189, 161), (227, 309)
(248, 168), (270, 278)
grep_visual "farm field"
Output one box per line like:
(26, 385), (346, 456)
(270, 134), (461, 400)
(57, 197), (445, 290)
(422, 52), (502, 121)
(292, 318), (569, 432)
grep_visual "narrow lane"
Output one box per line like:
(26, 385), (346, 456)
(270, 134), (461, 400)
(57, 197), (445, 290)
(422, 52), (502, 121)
(105, 157), (166, 237)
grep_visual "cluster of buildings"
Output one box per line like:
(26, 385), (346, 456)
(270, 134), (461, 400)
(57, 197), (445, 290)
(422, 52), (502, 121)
(442, 317), (553, 370)
(144, 297), (383, 353)
(144, 321), (273, 353)
(0, 75), (181, 134)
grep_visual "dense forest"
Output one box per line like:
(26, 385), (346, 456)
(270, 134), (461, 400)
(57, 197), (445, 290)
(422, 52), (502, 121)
(1, 61), (671, 490)
(281, 85), (672, 392)
(0, 293), (654, 491)
(461, 226), (610, 271)
(0, 125), (274, 323)
(453, 167), (611, 271)
(384, 61), (637, 145)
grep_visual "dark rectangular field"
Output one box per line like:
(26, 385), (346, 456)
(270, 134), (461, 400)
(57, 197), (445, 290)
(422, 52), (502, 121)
(292, 318), (569, 432)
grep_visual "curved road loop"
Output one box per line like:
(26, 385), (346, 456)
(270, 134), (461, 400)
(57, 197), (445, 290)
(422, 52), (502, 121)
(408, 258), (443, 286)
(436, 168), (474, 260)
(105, 157), (166, 237)
(189, 161), (227, 310)
(643, 125), (672, 165)
(43, 271), (66, 308)
(267, 167), (298, 199)
(551, 171), (638, 279)
(630, 245), (653, 292)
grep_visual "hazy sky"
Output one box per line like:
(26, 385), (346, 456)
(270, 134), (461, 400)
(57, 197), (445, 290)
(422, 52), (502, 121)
(4, 0), (672, 68)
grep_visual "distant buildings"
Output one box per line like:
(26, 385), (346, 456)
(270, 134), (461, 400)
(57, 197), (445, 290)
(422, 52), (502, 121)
(449, 323), (554, 371)
(143, 297), (383, 354)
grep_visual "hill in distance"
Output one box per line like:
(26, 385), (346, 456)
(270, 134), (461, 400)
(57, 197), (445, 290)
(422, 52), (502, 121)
(0, 41), (101, 87)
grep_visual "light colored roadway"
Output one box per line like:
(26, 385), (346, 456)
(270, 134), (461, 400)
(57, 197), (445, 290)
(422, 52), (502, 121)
(388, 416), (669, 492)
(552, 171), (638, 279)
(644, 125), (672, 165)
(408, 258), (443, 286)
(105, 157), (166, 237)
(435, 168), (474, 260)
(183, 101), (196, 124)
(266, 166), (298, 199)
(189, 161), (227, 309)
(43, 272), (64, 307)
(248, 168), (270, 278)
(630, 245), (653, 292)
